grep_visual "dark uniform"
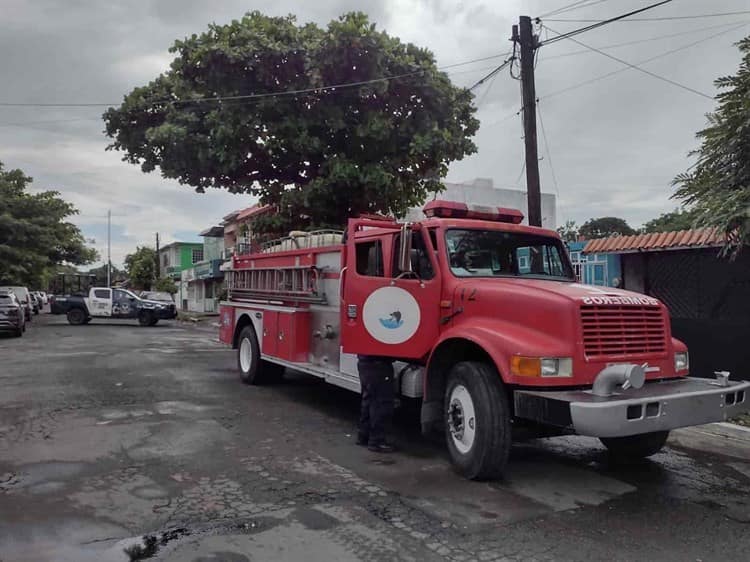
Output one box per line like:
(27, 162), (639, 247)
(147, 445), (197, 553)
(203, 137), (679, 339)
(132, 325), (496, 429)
(357, 355), (395, 452)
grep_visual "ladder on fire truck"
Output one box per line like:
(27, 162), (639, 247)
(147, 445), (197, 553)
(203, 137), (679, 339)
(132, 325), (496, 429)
(227, 230), (343, 304)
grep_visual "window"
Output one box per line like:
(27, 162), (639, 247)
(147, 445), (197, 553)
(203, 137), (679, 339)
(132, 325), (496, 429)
(162, 254), (169, 267)
(355, 241), (384, 277)
(192, 248), (204, 264)
(445, 229), (574, 280)
(392, 232), (435, 280)
(93, 289), (110, 298)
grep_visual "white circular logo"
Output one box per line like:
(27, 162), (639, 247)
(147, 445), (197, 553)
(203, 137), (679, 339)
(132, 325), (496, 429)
(362, 286), (421, 345)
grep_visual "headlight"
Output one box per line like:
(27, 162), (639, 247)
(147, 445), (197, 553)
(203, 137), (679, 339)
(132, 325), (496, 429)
(674, 351), (689, 373)
(511, 356), (573, 377)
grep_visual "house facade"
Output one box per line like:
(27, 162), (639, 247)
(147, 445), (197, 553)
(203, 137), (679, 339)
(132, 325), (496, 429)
(567, 240), (622, 287)
(159, 242), (205, 281)
(179, 227), (225, 313)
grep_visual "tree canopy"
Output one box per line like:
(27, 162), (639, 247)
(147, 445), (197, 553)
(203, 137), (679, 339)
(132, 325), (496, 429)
(0, 161), (97, 287)
(103, 11), (478, 234)
(556, 220), (579, 242)
(641, 208), (700, 234)
(579, 217), (636, 239)
(124, 246), (157, 290)
(153, 276), (177, 294)
(674, 36), (750, 257)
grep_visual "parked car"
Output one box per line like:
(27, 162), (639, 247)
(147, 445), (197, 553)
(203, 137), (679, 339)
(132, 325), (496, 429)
(30, 293), (40, 315)
(0, 287), (33, 322)
(0, 291), (25, 337)
(37, 291), (49, 305)
(139, 291), (175, 304)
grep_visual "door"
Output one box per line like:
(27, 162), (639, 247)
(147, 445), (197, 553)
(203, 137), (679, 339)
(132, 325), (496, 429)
(341, 224), (442, 359)
(89, 288), (112, 316)
(112, 289), (137, 318)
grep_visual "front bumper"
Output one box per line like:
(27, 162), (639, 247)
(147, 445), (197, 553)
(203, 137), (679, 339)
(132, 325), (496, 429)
(0, 319), (21, 331)
(514, 377), (750, 438)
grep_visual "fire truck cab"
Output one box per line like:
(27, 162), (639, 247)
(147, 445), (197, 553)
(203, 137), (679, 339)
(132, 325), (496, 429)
(219, 201), (750, 480)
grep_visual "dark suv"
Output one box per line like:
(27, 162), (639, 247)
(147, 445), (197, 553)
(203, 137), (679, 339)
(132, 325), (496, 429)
(0, 291), (25, 337)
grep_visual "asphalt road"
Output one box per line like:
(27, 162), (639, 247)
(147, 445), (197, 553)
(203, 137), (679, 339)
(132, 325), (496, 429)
(1, 314), (749, 562)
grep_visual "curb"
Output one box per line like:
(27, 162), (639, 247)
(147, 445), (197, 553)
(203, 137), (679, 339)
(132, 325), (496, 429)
(670, 422), (750, 461)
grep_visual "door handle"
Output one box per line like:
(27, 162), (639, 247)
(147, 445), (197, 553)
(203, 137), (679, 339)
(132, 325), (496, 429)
(339, 266), (347, 304)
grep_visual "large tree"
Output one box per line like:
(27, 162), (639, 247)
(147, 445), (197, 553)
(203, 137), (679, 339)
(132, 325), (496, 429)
(124, 246), (157, 290)
(103, 11), (478, 234)
(642, 208), (700, 234)
(674, 36), (750, 257)
(0, 161), (97, 287)
(579, 217), (636, 239)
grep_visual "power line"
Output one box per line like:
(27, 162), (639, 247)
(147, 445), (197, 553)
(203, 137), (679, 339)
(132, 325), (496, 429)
(538, 0), (674, 46)
(543, 24), (716, 99)
(543, 10), (750, 22)
(541, 22), (748, 100)
(536, 104), (559, 198)
(542, 19), (750, 60)
(0, 52), (512, 108)
(468, 56), (515, 91)
(539, 0), (612, 19)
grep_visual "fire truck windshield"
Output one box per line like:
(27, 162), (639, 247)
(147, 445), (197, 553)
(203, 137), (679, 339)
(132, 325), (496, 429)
(445, 229), (575, 281)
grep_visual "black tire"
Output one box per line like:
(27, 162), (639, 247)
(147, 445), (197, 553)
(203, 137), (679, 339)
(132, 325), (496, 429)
(149, 318), (159, 326)
(83, 317), (91, 324)
(600, 431), (669, 461)
(444, 361), (512, 480)
(138, 311), (154, 326)
(67, 308), (85, 326)
(236, 325), (284, 385)
(14, 327), (23, 337)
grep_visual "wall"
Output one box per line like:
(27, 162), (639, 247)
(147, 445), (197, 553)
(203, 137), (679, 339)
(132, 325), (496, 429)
(404, 178), (557, 229)
(203, 236), (224, 262)
(623, 248), (750, 381)
(179, 243), (204, 269)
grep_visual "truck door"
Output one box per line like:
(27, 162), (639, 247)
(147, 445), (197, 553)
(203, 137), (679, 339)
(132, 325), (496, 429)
(89, 288), (112, 316)
(341, 222), (441, 360)
(112, 289), (137, 318)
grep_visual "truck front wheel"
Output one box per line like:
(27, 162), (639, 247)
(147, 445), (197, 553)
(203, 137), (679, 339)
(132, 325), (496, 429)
(237, 326), (283, 385)
(67, 308), (85, 325)
(138, 311), (153, 326)
(444, 361), (511, 480)
(600, 431), (669, 460)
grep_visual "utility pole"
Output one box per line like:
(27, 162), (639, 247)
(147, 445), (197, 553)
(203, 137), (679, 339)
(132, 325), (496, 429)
(514, 16), (542, 227)
(107, 209), (111, 287)
(155, 232), (160, 278)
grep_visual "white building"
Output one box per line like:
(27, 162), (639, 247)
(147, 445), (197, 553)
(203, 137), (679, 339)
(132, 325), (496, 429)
(405, 178), (557, 229)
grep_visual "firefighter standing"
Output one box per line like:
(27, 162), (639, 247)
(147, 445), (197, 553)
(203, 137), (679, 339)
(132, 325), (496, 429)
(356, 355), (396, 453)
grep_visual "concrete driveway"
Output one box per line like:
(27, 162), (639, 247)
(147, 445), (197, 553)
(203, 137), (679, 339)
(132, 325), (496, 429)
(1, 315), (749, 561)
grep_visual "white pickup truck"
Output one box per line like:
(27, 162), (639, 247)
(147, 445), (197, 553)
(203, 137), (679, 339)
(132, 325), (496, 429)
(52, 287), (177, 326)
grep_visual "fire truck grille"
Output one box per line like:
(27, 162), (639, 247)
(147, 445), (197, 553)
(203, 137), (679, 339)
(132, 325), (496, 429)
(580, 305), (666, 358)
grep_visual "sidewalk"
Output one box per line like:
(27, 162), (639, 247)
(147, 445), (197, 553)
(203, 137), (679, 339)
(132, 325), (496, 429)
(671, 422), (750, 461)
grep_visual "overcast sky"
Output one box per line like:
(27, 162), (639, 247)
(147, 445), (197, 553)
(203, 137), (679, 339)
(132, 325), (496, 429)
(1, 0), (748, 267)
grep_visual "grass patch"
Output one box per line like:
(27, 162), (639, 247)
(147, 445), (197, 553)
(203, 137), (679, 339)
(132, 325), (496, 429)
(732, 413), (750, 427)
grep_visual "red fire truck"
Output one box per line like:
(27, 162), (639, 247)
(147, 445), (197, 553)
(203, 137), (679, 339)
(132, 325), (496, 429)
(219, 200), (749, 479)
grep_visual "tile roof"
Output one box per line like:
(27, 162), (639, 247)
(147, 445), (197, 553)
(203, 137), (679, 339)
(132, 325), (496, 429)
(583, 227), (724, 254)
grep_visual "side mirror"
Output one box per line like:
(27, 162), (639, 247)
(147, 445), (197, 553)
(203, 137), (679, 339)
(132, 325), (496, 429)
(398, 223), (413, 273)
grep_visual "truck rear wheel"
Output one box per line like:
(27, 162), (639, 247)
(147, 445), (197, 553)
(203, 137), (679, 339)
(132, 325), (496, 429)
(67, 308), (85, 325)
(444, 361), (511, 480)
(600, 431), (669, 460)
(138, 311), (153, 326)
(237, 326), (284, 385)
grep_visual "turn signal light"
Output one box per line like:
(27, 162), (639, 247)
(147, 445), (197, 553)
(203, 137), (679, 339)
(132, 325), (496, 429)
(511, 356), (541, 377)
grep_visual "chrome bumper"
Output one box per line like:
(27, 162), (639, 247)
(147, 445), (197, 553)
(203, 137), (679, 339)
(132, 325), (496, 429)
(514, 377), (750, 438)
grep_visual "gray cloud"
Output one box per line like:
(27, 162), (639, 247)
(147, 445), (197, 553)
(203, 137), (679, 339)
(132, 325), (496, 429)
(1, 0), (748, 266)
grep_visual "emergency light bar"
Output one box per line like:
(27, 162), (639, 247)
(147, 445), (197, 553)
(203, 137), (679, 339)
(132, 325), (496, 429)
(423, 200), (524, 224)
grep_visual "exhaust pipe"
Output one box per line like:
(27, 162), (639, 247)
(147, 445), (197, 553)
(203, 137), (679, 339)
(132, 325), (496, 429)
(591, 363), (646, 397)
